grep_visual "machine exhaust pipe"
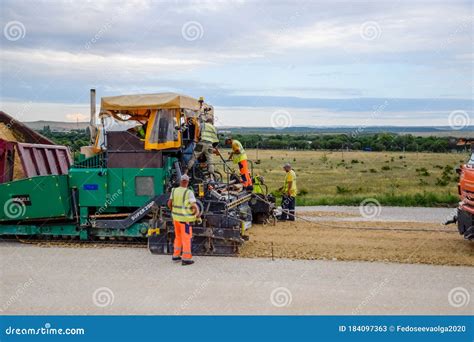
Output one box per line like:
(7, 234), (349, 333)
(89, 88), (97, 143)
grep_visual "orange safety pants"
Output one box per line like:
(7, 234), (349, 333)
(173, 221), (193, 260)
(238, 159), (253, 188)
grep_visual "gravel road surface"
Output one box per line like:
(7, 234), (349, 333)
(1, 243), (472, 315)
(297, 206), (456, 223)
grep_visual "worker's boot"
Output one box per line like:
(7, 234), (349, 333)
(172, 256), (181, 261)
(182, 259), (194, 266)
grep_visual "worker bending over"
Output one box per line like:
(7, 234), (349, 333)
(186, 117), (219, 179)
(167, 174), (201, 266)
(279, 163), (297, 221)
(225, 137), (253, 190)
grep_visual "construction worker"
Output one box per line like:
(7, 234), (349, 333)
(279, 163), (297, 221)
(225, 137), (253, 190)
(252, 175), (265, 195)
(167, 174), (200, 266)
(186, 117), (219, 179)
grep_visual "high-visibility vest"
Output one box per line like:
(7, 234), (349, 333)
(137, 126), (145, 138)
(232, 140), (248, 164)
(200, 123), (219, 144)
(284, 170), (297, 197)
(171, 187), (196, 223)
(253, 175), (264, 194)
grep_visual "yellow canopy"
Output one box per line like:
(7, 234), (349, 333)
(100, 92), (202, 111)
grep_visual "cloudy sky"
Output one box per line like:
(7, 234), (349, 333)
(0, 0), (472, 127)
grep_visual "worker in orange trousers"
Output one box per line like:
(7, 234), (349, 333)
(167, 174), (201, 266)
(225, 137), (253, 190)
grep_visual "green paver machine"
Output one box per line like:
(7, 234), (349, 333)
(0, 91), (253, 255)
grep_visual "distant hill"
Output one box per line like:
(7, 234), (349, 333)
(22, 120), (474, 137)
(24, 120), (89, 132)
(221, 126), (474, 137)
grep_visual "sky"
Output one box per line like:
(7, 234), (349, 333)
(0, 0), (473, 128)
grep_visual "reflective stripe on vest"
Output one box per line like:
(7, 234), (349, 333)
(171, 187), (196, 223)
(201, 123), (219, 143)
(232, 140), (247, 164)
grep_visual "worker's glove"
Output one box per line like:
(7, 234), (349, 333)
(196, 218), (203, 224)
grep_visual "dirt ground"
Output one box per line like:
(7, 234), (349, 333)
(240, 215), (474, 266)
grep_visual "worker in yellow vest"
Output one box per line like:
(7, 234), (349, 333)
(167, 174), (200, 265)
(279, 163), (297, 221)
(186, 117), (219, 180)
(225, 137), (253, 190)
(252, 175), (265, 195)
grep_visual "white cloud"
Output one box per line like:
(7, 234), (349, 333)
(1, 49), (206, 78)
(0, 0), (471, 111)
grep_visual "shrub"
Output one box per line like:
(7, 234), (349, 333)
(381, 165), (391, 171)
(435, 178), (449, 186)
(298, 188), (308, 196)
(418, 179), (428, 186)
(336, 186), (350, 194)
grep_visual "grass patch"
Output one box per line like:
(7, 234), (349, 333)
(230, 150), (467, 207)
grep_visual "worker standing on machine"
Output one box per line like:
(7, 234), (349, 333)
(167, 174), (201, 266)
(186, 117), (219, 180)
(225, 137), (253, 190)
(278, 163), (297, 221)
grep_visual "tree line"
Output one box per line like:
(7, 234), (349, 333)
(39, 127), (463, 153)
(225, 133), (462, 153)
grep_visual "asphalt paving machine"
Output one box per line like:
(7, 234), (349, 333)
(0, 91), (255, 255)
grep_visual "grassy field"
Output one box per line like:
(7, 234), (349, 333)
(228, 149), (469, 207)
